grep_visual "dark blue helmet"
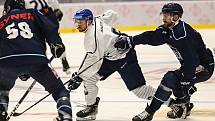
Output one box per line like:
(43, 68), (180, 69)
(74, 9), (93, 20)
(162, 2), (183, 17)
(3, 0), (25, 14)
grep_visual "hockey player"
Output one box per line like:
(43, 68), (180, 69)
(114, 2), (214, 121)
(67, 9), (163, 121)
(25, 0), (70, 73)
(0, 0), (72, 121)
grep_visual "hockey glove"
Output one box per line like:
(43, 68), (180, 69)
(54, 9), (63, 21)
(180, 81), (197, 97)
(19, 74), (30, 81)
(50, 43), (65, 58)
(68, 72), (83, 90)
(114, 36), (134, 51)
(40, 6), (53, 15)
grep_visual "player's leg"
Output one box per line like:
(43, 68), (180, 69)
(76, 74), (101, 121)
(164, 69), (189, 119)
(76, 60), (115, 121)
(118, 60), (154, 96)
(117, 49), (156, 99)
(29, 64), (72, 121)
(168, 48), (214, 119)
(0, 68), (17, 121)
(132, 71), (179, 121)
(168, 63), (214, 119)
(168, 82), (193, 119)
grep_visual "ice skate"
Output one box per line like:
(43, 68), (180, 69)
(167, 102), (194, 119)
(0, 97), (8, 121)
(132, 105), (155, 121)
(0, 111), (7, 121)
(0, 104), (7, 121)
(76, 97), (100, 121)
(53, 116), (72, 121)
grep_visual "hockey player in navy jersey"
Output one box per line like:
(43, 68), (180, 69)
(114, 2), (214, 121)
(0, 0), (72, 121)
(18, 0), (70, 81)
(25, 0), (70, 73)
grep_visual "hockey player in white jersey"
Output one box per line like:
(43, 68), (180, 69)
(67, 9), (158, 121)
(25, 0), (70, 73)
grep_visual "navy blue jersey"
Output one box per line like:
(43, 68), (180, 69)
(132, 20), (213, 81)
(0, 8), (62, 67)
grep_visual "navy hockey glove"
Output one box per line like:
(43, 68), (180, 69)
(50, 43), (65, 58)
(180, 81), (197, 97)
(68, 72), (83, 90)
(54, 9), (63, 21)
(114, 36), (134, 51)
(19, 74), (30, 81)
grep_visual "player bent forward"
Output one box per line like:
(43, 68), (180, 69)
(114, 2), (214, 121)
(67, 9), (174, 120)
(0, 0), (73, 121)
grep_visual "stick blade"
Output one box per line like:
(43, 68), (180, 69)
(12, 112), (22, 117)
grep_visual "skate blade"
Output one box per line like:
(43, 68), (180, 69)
(76, 115), (96, 121)
(53, 118), (72, 121)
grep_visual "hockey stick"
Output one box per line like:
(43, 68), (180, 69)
(12, 54), (107, 117)
(6, 56), (55, 121)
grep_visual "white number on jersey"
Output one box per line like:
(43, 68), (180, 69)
(29, 0), (48, 10)
(6, 22), (33, 39)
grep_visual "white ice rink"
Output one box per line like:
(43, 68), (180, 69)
(7, 29), (215, 121)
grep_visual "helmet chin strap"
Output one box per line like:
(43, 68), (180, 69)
(169, 16), (180, 29)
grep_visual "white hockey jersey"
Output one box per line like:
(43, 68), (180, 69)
(78, 10), (130, 80)
(25, 0), (60, 11)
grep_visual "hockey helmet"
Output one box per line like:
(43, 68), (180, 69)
(74, 9), (94, 20)
(161, 2), (183, 17)
(3, 0), (25, 15)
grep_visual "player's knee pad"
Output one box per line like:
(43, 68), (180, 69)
(161, 71), (179, 90)
(131, 85), (156, 100)
(57, 97), (72, 120)
(83, 75), (99, 105)
(0, 91), (9, 112)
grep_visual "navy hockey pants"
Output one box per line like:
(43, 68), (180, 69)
(97, 49), (146, 91)
(172, 62), (214, 98)
(0, 64), (71, 115)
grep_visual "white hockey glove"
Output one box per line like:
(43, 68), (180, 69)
(68, 72), (83, 90)
(114, 35), (134, 51)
